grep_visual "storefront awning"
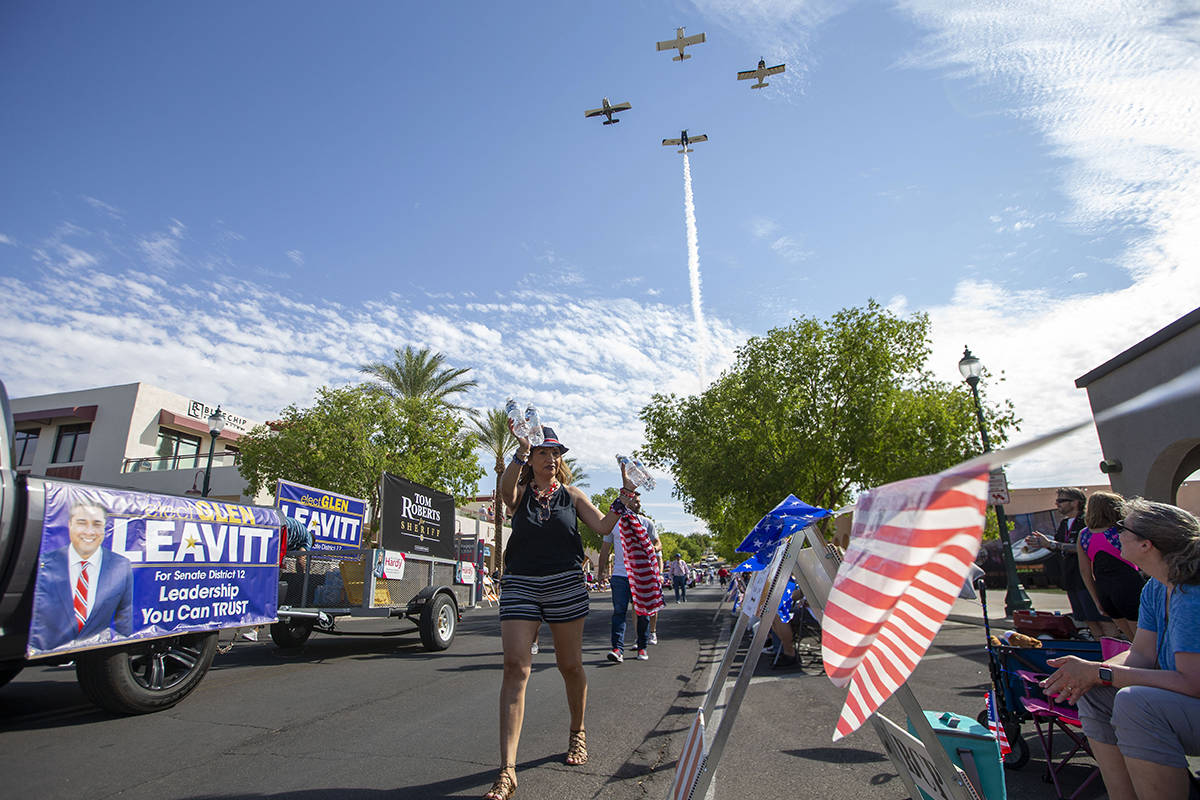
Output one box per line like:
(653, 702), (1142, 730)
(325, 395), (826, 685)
(13, 405), (98, 425)
(158, 409), (243, 442)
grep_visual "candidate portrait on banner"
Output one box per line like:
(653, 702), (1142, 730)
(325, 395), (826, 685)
(29, 497), (134, 653)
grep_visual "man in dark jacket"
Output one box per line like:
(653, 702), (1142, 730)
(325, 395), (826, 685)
(1029, 487), (1112, 638)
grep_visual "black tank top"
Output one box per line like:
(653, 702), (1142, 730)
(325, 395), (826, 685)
(504, 484), (584, 576)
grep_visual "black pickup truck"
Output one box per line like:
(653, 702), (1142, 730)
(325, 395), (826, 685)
(0, 380), (274, 714)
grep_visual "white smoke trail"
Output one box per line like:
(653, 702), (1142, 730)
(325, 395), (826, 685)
(682, 151), (708, 385)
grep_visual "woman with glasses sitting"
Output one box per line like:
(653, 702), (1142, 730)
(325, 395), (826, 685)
(1041, 498), (1200, 800)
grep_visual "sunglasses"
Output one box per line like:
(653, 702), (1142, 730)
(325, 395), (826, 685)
(1115, 519), (1144, 538)
(1055, 498), (1076, 504)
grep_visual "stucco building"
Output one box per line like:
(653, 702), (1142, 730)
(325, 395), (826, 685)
(11, 382), (264, 503)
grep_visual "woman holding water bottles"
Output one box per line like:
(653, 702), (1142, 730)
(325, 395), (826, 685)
(483, 411), (644, 800)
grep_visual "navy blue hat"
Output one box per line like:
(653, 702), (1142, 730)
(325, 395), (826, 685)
(538, 426), (569, 454)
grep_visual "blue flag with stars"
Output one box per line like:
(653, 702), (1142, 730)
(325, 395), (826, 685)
(731, 552), (771, 572)
(777, 577), (798, 623)
(735, 495), (832, 555)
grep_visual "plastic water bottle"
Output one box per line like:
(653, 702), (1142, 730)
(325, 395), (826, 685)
(617, 455), (656, 490)
(524, 405), (544, 446)
(505, 398), (529, 439)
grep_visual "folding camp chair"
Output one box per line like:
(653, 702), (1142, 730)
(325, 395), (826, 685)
(1015, 669), (1101, 800)
(482, 576), (499, 607)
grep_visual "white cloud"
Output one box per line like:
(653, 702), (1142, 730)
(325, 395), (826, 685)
(770, 234), (812, 263)
(286, 249), (304, 265)
(0, 234), (13, 246)
(749, 217), (780, 239)
(82, 195), (124, 219)
(692, 0), (852, 97)
(895, 0), (1200, 489)
(0, 231), (746, 501)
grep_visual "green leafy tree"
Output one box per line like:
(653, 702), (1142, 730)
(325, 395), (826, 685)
(638, 301), (1018, 554)
(472, 407), (518, 554)
(238, 385), (483, 535)
(359, 345), (479, 414)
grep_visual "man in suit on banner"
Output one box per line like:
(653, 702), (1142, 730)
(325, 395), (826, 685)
(29, 499), (134, 653)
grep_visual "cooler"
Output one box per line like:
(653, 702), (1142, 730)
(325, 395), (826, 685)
(908, 710), (1007, 800)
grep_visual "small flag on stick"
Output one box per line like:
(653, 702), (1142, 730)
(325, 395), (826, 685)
(986, 690), (1011, 755)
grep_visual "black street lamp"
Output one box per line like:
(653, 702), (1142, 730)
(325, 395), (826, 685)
(201, 406), (226, 498)
(958, 347), (1032, 616)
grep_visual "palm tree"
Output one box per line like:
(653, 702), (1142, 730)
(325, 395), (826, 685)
(473, 408), (518, 572)
(564, 457), (589, 487)
(360, 345), (479, 413)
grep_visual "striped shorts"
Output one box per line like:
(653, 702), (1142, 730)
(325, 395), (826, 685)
(499, 570), (589, 623)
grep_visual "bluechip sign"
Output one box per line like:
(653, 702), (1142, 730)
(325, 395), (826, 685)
(380, 473), (454, 561)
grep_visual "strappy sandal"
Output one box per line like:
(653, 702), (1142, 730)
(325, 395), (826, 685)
(566, 729), (588, 765)
(484, 765), (517, 800)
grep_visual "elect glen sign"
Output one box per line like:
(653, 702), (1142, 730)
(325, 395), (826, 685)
(380, 473), (455, 561)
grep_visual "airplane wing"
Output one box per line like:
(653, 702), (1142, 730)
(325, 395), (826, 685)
(764, 64), (786, 76)
(609, 102), (631, 112)
(682, 32), (705, 46)
(736, 69), (757, 80)
(656, 39), (676, 51)
(584, 108), (605, 118)
(689, 134), (708, 143)
(662, 138), (683, 147)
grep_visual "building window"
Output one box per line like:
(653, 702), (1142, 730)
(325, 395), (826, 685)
(15, 429), (38, 467)
(52, 423), (91, 464)
(155, 427), (202, 470)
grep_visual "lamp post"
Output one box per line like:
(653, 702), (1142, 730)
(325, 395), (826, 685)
(201, 406), (225, 498)
(958, 347), (1031, 616)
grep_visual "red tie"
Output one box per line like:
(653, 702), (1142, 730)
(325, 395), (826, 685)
(74, 561), (90, 631)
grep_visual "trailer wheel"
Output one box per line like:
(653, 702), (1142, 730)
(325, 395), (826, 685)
(75, 631), (218, 714)
(270, 618), (315, 648)
(0, 663), (23, 689)
(419, 593), (456, 651)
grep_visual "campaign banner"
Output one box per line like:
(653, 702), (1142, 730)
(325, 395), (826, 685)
(380, 473), (455, 561)
(371, 548), (406, 580)
(456, 562), (476, 585)
(276, 479), (366, 551)
(27, 482), (281, 658)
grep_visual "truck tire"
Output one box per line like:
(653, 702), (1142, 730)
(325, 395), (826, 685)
(419, 593), (456, 651)
(270, 617), (315, 648)
(0, 663), (23, 689)
(75, 631), (218, 715)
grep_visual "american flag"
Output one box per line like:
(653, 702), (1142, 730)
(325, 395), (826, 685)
(821, 465), (988, 740)
(985, 690), (1011, 755)
(670, 709), (707, 800)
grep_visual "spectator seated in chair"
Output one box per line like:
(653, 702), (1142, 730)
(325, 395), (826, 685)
(1040, 499), (1200, 800)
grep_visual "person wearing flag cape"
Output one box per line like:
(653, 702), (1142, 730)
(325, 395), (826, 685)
(484, 423), (637, 800)
(597, 482), (665, 663)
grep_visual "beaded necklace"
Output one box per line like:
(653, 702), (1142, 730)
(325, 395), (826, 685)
(531, 479), (560, 523)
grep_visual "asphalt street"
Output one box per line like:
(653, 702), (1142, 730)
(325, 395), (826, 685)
(0, 583), (1100, 800)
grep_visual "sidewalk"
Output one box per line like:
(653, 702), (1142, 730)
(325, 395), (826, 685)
(947, 585), (1073, 628)
(675, 584), (1105, 800)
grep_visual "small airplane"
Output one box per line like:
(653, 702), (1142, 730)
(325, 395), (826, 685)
(584, 97), (632, 125)
(656, 27), (706, 61)
(662, 129), (708, 153)
(737, 59), (786, 89)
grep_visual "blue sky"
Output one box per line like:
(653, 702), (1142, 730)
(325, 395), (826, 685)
(2, 1), (1198, 534)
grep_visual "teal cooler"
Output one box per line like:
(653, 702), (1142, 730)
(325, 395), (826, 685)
(907, 711), (1007, 800)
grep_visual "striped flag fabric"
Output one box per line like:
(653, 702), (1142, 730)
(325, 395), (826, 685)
(670, 709), (707, 800)
(822, 465), (989, 740)
(986, 690), (1012, 755)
